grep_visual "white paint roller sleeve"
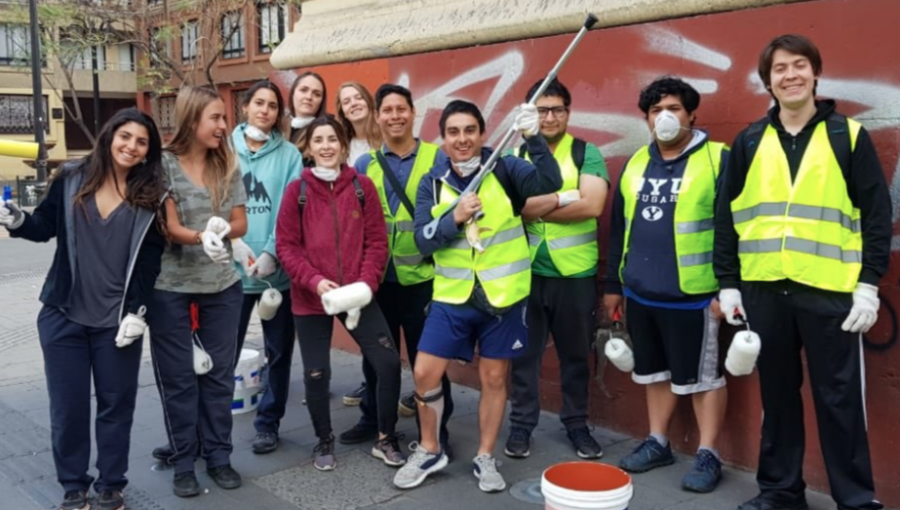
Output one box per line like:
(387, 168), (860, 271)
(257, 288), (283, 321)
(605, 338), (635, 373)
(321, 282), (373, 316)
(725, 330), (761, 376)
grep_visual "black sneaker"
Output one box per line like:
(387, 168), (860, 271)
(173, 472), (201, 498)
(504, 426), (532, 458)
(339, 423), (379, 444)
(207, 464), (242, 490)
(343, 382), (366, 406)
(60, 490), (89, 510)
(398, 391), (417, 417)
(252, 431), (279, 454)
(681, 449), (722, 493)
(736, 494), (809, 510)
(152, 443), (173, 463)
(95, 490), (124, 510)
(567, 427), (603, 459)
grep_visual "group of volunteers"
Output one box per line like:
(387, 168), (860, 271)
(0, 32), (889, 510)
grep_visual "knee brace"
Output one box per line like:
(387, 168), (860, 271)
(415, 386), (444, 448)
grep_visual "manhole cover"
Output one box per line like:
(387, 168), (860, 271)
(510, 478), (544, 505)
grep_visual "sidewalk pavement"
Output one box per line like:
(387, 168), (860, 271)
(0, 260), (850, 510)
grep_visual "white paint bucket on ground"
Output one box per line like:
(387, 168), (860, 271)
(542, 462), (633, 510)
(232, 349), (263, 415)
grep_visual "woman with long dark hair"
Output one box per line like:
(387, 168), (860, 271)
(148, 86), (248, 497)
(276, 117), (404, 471)
(0, 108), (167, 510)
(229, 80), (303, 454)
(286, 71), (327, 165)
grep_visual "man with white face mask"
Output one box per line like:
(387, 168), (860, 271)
(604, 77), (729, 493)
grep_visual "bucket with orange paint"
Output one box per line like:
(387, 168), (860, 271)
(541, 462), (633, 510)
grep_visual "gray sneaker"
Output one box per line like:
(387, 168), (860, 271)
(372, 434), (407, 467)
(313, 435), (336, 471)
(472, 454), (506, 493)
(393, 442), (448, 489)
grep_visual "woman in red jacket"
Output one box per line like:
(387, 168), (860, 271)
(276, 116), (404, 472)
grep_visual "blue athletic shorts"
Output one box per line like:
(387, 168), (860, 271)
(418, 299), (528, 362)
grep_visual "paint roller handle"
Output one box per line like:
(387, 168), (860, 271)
(190, 302), (200, 332)
(583, 13), (599, 30)
(732, 308), (751, 330)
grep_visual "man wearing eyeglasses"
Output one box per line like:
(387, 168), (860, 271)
(506, 78), (610, 460)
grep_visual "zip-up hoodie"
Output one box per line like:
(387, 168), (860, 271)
(9, 161), (166, 321)
(276, 165), (388, 315)
(232, 124), (302, 293)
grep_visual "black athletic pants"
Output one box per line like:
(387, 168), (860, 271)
(743, 281), (881, 510)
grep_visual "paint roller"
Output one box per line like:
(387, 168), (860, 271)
(724, 311), (761, 376)
(605, 310), (635, 372)
(321, 282), (373, 331)
(0, 139), (40, 159)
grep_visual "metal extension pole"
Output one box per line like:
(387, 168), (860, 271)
(421, 13), (599, 239)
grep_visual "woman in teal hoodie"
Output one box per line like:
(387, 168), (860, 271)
(231, 80), (303, 454)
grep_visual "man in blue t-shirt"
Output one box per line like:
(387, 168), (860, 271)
(604, 77), (728, 494)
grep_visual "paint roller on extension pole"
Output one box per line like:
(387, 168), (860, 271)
(421, 12), (600, 239)
(0, 139), (40, 159)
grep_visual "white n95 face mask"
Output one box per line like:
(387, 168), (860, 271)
(244, 124), (270, 142)
(453, 156), (482, 177)
(654, 110), (683, 142)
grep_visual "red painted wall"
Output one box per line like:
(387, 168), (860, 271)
(272, 0), (900, 504)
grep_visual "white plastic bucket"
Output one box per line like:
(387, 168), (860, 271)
(231, 386), (261, 415)
(234, 349), (263, 390)
(542, 462), (633, 510)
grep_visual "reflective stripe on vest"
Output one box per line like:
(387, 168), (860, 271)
(523, 133), (598, 276)
(618, 141), (725, 295)
(730, 119), (862, 292)
(368, 142), (439, 286)
(430, 173), (531, 307)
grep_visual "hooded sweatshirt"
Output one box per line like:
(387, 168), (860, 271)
(276, 165), (389, 315)
(605, 130), (728, 305)
(232, 124), (303, 293)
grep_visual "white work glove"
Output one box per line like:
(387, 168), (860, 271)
(249, 252), (277, 279)
(718, 288), (747, 327)
(513, 103), (540, 138)
(556, 189), (581, 208)
(201, 231), (230, 264)
(115, 308), (147, 348)
(206, 216), (232, 237)
(232, 239), (256, 272)
(0, 199), (25, 230)
(842, 282), (880, 333)
(345, 307), (362, 331)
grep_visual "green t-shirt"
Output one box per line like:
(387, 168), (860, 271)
(530, 141), (609, 278)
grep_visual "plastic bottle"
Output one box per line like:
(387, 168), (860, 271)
(2, 185), (11, 202)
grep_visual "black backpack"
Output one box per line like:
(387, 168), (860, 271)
(742, 113), (854, 178)
(517, 136), (587, 171)
(297, 175), (365, 216)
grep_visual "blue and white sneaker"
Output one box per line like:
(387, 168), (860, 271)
(473, 454), (506, 493)
(619, 437), (675, 473)
(393, 442), (448, 489)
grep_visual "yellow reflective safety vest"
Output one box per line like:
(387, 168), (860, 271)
(731, 118), (862, 292)
(367, 142), (439, 286)
(430, 172), (531, 307)
(619, 141), (725, 294)
(523, 134), (598, 276)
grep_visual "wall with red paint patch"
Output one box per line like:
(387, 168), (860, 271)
(272, 0), (900, 504)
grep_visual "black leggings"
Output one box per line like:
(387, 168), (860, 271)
(294, 301), (401, 439)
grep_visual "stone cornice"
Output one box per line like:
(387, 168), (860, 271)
(271, 0), (812, 69)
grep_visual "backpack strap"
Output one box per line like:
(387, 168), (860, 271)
(297, 179), (308, 217)
(298, 176), (365, 217)
(742, 117), (769, 168)
(352, 175), (365, 208)
(825, 113), (855, 180)
(571, 137), (586, 170)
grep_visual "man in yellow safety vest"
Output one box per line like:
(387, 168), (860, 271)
(393, 99), (560, 493)
(714, 35), (890, 510)
(507, 78), (609, 460)
(605, 77), (729, 493)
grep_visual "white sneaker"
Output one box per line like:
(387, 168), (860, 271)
(393, 442), (448, 489)
(472, 453), (506, 492)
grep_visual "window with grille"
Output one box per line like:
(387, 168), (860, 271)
(222, 12), (245, 59)
(232, 88), (248, 126)
(153, 95), (177, 135)
(0, 23), (31, 66)
(181, 21), (199, 64)
(257, 2), (287, 54)
(0, 95), (48, 135)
